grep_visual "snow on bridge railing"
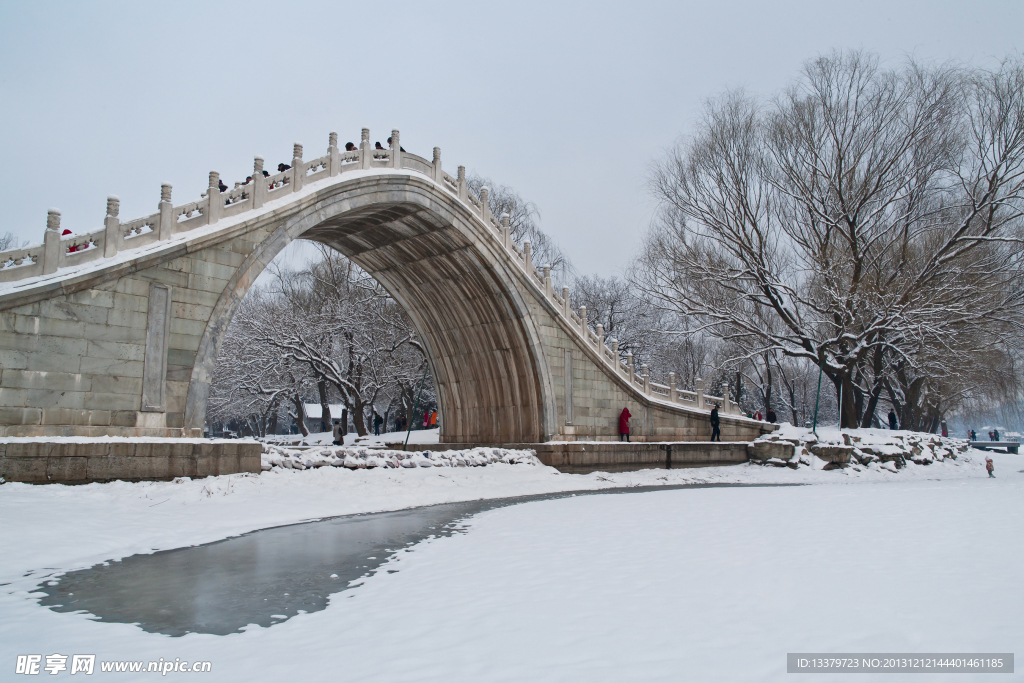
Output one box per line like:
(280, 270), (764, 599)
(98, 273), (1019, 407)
(2, 126), (739, 415)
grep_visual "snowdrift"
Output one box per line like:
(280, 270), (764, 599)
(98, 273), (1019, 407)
(262, 444), (541, 471)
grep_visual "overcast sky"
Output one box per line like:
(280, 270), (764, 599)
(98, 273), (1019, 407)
(1, 1), (1020, 276)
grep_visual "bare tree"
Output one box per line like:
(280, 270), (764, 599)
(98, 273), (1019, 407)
(468, 173), (575, 286)
(635, 51), (1024, 428)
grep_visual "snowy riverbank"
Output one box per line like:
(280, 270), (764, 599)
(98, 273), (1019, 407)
(0, 427), (1009, 586)
(1, 461), (1020, 681)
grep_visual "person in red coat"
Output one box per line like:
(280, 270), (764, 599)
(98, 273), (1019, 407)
(619, 407), (631, 442)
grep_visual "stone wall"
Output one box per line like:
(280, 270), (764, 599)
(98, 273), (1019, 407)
(0, 229), (268, 437)
(0, 439), (261, 484)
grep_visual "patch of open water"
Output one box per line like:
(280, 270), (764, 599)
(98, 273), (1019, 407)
(36, 483), (797, 636)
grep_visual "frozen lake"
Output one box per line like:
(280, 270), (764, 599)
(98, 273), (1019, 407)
(36, 484), (793, 636)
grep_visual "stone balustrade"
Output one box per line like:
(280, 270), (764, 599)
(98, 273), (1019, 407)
(0, 127), (740, 417)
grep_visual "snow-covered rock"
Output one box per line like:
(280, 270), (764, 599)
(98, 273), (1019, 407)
(747, 425), (969, 474)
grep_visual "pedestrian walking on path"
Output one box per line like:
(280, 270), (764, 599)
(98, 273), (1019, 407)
(710, 404), (721, 442)
(619, 407), (631, 442)
(986, 457), (995, 478)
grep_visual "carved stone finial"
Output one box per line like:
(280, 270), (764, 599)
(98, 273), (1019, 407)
(500, 212), (510, 227)
(328, 132), (338, 148)
(361, 128), (370, 144)
(669, 372), (676, 384)
(160, 183), (172, 204)
(641, 364), (649, 376)
(562, 286), (569, 298)
(209, 171), (220, 189)
(596, 323), (604, 339)
(390, 130), (399, 148)
(46, 209), (61, 232)
(293, 143), (303, 160)
(433, 147), (441, 163)
(543, 265), (551, 278)
(106, 196), (120, 218)
(480, 186), (489, 203)
(457, 165), (465, 182)
(254, 156), (264, 175)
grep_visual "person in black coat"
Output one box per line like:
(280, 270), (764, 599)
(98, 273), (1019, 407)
(888, 409), (899, 430)
(710, 404), (721, 442)
(766, 408), (777, 423)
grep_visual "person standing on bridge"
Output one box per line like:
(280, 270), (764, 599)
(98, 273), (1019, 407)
(619, 407), (631, 442)
(345, 142), (357, 152)
(710, 404), (721, 442)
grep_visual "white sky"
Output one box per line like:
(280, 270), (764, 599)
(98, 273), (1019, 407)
(1, 0), (1020, 276)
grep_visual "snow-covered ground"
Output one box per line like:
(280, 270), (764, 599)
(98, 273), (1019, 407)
(263, 427), (440, 448)
(0, 428), (1020, 680)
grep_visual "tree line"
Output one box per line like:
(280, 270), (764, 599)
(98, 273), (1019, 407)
(208, 51), (1024, 435)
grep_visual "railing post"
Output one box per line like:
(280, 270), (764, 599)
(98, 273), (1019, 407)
(523, 240), (531, 269)
(642, 364), (650, 394)
(627, 351), (635, 384)
(543, 265), (552, 296)
(561, 286), (570, 317)
(206, 172), (221, 225)
(721, 383), (731, 414)
(43, 209), (61, 274)
(158, 184), (173, 240)
(612, 338), (619, 363)
(579, 305), (587, 334)
(479, 186), (490, 222)
(457, 165), (467, 202)
(695, 377), (704, 409)
(291, 143), (304, 193)
(328, 132), (340, 177)
(669, 372), (677, 402)
(500, 213), (511, 249)
(390, 129), (401, 169)
(252, 158), (266, 210)
(432, 147), (442, 183)
(596, 323), (604, 350)
(103, 196), (120, 258)
(360, 128), (372, 170)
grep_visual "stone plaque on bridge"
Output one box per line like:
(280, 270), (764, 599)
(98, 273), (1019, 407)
(141, 283), (172, 412)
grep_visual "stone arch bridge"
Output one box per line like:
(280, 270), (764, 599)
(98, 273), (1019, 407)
(0, 129), (768, 454)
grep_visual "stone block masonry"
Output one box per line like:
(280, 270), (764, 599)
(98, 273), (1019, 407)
(0, 438), (261, 484)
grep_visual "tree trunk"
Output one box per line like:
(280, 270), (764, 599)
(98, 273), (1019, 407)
(831, 373), (858, 429)
(317, 380), (331, 433)
(291, 394), (309, 437)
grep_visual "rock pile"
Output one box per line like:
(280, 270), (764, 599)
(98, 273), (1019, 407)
(747, 428), (970, 472)
(261, 445), (541, 472)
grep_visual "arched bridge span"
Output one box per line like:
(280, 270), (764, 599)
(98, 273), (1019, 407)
(0, 129), (767, 444)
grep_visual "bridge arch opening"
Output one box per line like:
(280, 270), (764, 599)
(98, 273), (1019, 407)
(186, 176), (555, 444)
